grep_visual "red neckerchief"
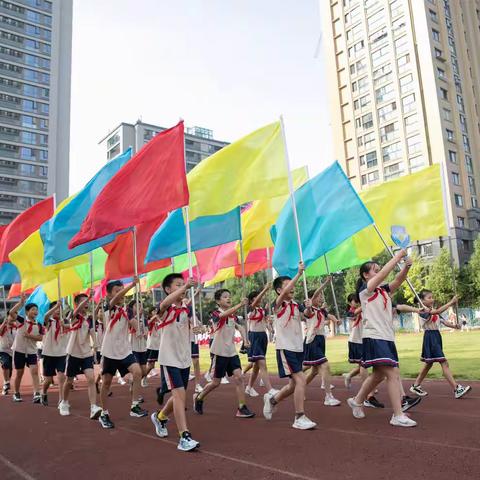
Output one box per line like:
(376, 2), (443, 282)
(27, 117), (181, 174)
(212, 309), (236, 333)
(431, 313), (439, 323)
(26, 320), (36, 334)
(109, 307), (127, 331)
(249, 307), (265, 322)
(48, 318), (62, 341)
(353, 311), (363, 328)
(314, 307), (325, 330)
(148, 317), (157, 334)
(157, 305), (189, 330)
(367, 287), (388, 310)
(70, 314), (86, 332)
(0, 322), (14, 336)
(277, 301), (298, 325)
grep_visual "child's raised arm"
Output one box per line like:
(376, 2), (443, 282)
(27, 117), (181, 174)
(159, 278), (195, 315)
(73, 295), (91, 318)
(275, 262), (305, 308)
(430, 295), (458, 315)
(250, 282), (272, 309)
(366, 250), (406, 293)
(10, 292), (26, 316)
(109, 277), (138, 308)
(311, 276), (331, 303)
(218, 298), (248, 319)
(388, 256), (412, 293)
(43, 303), (60, 326)
(395, 304), (422, 314)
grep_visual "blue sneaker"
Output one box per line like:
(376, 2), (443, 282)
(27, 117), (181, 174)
(151, 412), (168, 437)
(177, 432), (199, 452)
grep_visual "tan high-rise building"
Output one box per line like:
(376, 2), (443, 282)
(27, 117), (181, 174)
(321, 0), (480, 264)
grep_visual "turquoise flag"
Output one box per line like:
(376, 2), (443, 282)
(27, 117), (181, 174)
(0, 262), (20, 285)
(145, 208), (241, 263)
(20, 286), (50, 324)
(271, 162), (373, 277)
(40, 148), (132, 265)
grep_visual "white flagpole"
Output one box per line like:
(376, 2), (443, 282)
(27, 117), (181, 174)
(89, 251), (98, 347)
(279, 115), (308, 299)
(323, 255), (340, 335)
(132, 226), (142, 333)
(239, 239), (248, 329)
(56, 273), (63, 323)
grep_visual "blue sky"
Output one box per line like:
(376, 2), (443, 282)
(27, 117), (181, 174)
(69, 0), (333, 192)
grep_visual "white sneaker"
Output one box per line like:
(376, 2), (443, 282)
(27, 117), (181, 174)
(147, 369), (158, 378)
(454, 384), (472, 399)
(245, 386), (259, 397)
(204, 372), (212, 382)
(343, 373), (351, 389)
(221, 377), (229, 384)
(195, 384), (204, 394)
(117, 377), (127, 385)
(263, 393), (275, 420)
(141, 377), (149, 388)
(151, 412), (168, 437)
(90, 404), (102, 420)
(410, 384), (428, 397)
(259, 379), (265, 387)
(59, 401), (70, 416)
(177, 434), (200, 452)
(324, 394), (341, 406)
(321, 382), (335, 390)
(268, 388), (280, 396)
(292, 415), (316, 430)
(347, 397), (365, 419)
(188, 374), (195, 381)
(390, 414), (417, 427)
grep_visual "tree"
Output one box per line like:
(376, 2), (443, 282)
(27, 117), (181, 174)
(343, 267), (358, 299)
(459, 237), (480, 307)
(426, 247), (457, 305)
(400, 252), (427, 304)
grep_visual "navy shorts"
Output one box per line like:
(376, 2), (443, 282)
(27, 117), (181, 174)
(247, 331), (268, 362)
(212, 354), (241, 378)
(43, 355), (66, 377)
(102, 354), (137, 376)
(160, 365), (190, 392)
(146, 349), (159, 363)
(0, 352), (12, 370)
(14, 351), (38, 369)
(191, 342), (199, 358)
(276, 349), (304, 378)
(133, 351), (147, 366)
(362, 338), (399, 368)
(66, 355), (94, 377)
(348, 341), (363, 364)
(421, 330), (446, 363)
(95, 351), (102, 364)
(303, 335), (327, 366)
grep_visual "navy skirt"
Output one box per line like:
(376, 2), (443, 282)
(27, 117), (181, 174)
(421, 330), (446, 363)
(247, 331), (268, 362)
(303, 335), (327, 366)
(362, 338), (399, 368)
(348, 341), (363, 364)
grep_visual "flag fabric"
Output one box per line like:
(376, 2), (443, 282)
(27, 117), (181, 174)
(41, 148), (132, 265)
(271, 162), (374, 277)
(194, 242), (239, 283)
(20, 286), (50, 324)
(145, 207), (241, 263)
(186, 122), (288, 221)
(70, 121), (189, 248)
(0, 262), (20, 286)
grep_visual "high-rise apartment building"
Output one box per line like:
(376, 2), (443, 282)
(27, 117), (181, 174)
(99, 120), (228, 173)
(0, 0), (72, 222)
(321, 0), (480, 264)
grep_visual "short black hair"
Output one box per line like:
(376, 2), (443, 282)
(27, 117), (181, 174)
(74, 293), (88, 305)
(347, 293), (358, 303)
(273, 276), (291, 295)
(162, 273), (184, 292)
(415, 289), (433, 304)
(214, 289), (230, 302)
(307, 289), (316, 299)
(25, 303), (38, 312)
(248, 291), (259, 303)
(49, 301), (57, 309)
(106, 280), (123, 294)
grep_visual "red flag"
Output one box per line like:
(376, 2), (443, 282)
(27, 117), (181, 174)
(195, 242), (239, 282)
(69, 121), (189, 249)
(0, 197), (54, 263)
(103, 217), (170, 280)
(7, 283), (35, 299)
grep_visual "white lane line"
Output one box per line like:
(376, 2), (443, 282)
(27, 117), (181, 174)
(0, 453), (37, 480)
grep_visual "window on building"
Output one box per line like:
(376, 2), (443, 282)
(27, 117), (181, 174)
(348, 40), (365, 58)
(459, 114), (468, 133)
(369, 27), (388, 45)
(437, 67), (446, 80)
(382, 141), (402, 162)
(373, 64), (392, 86)
(443, 108), (451, 121)
(457, 216), (465, 228)
(361, 170), (380, 185)
(446, 129), (454, 141)
(429, 9), (438, 22)
(367, 9), (385, 31)
(409, 155), (425, 171)
(457, 94), (465, 112)
(402, 93), (416, 113)
(357, 76), (369, 93)
(463, 134), (471, 153)
(384, 161), (404, 180)
(440, 87), (448, 100)
(366, 151), (377, 168)
(397, 54), (410, 74)
(345, 6), (361, 25)
(378, 102), (397, 123)
(407, 134), (422, 155)
(361, 112), (373, 129)
(432, 29), (440, 41)
(452, 172), (460, 185)
(404, 114), (418, 135)
(371, 45), (390, 67)
(394, 35), (409, 55)
(454, 193), (464, 207)
(420, 243), (433, 257)
(466, 155), (474, 173)
(380, 122), (399, 143)
(399, 74), (414, 94)
(472, 197), (479, 208)
(390, 0), (404, 18)
(448, 150), (457, 163)
(375, 83), (395, 103)
(364, 132), (375, 148)
(468, 176), (476, 195)
(354, 94), (371, 110)
(434, 47), (443, 59)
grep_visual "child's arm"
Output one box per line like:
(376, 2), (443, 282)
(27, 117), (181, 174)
(43, 303), (60, 327)
(218, 298), (248, 319)
(440, 316), (460, 329)
(109, 277), (139, 308)
(395, 304), (422, 314)
(73, 296), (91, 318)
(366, 250), (406, 293)
(275, 262), (305, 308)
(311, 276), (331, 303)
(327, 313), (341, 325)
(24, 329), (43, 341)
(158, 278), (195, 315)
(234, 320), (249, 345)
(9, 292), (26, 316)
(430, 295), (458, 315)
(388, 256), (413, 293)
(250, 282), (272, 309)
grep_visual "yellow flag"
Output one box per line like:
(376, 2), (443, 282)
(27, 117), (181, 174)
(187, 122), (288, 220)
(204, 267), (236, 287)
(41, 265), (85, 301)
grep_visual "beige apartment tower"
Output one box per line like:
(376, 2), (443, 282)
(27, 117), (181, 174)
(321, 0), (480, 264)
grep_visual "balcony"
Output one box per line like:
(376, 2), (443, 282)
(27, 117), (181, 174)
(0, 5), (51, 29)
(0, 178), (47, 195)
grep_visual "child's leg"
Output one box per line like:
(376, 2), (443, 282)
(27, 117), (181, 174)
(272, 378), (295, 404)
(100, 373), (113, 409)
(84, 369), (98, 406)
(354, 367), (384, 404)
(440, 362), (457, 390)
(414, 363), (433, 386)
(128, 363), (142, 403)
(196, 377), (220, 400)
(379, 366), (403, 416)
(2, 365), (11, 383)
(171, 388), (188, 433)
(63, 376), (73, 402)
(346, 365), (360, 380)
(30, 364), (40, 393)
(248, 363), (260, 389)
(14, 367), (24, 393)
(256, 359), (273, 391)
(243, 362), (253, 375)
(305, 365), (319, 385)
(231, 368), (247, 406)
(320, 363), (333, 394)
(57, 372), (66, 403)
(192, 358), (201, 386)
(42, 375), (53, 394)
(291, 371), (307, 415)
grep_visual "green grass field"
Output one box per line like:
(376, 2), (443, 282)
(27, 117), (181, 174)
(198, 330), (480, 380)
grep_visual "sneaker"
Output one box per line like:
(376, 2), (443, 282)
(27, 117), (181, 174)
(141, 377), (149, 388)
(194, 384), (204, 394)
(41, 394), (48, 407)
(268, 388), (280, 397)
(117, 377), (127, 385)
(221, 377), (229, 384)
(364, 396), (384, 409)
(390, 414), (417, 428)
(263, 393), (275, 420)
(150, 412), (168, 437)
(402, 396), (422, 412)
(188, 374), (195, 381)
(324, 394), (341, 406)
(193, 393), (204, 415)
(99, 412), (114, 429)
(292, 415), (317, 430)
(2, 382), (10, 395)
(245, 386), (259, 397)
(59, 400), (70, 416)
(33, 392), (41, 404)
(236, 405), (255, 418)
(130, 404), (148, 418)
(410, 384), (428, 397)
(12, 392), (22, 403)
(90, 404), (102, 420)
(259, 379), (265, 387)
(204, 372), (212, 382)
(320, 382), (335, 390)
(137, 396), (145, 404)
(177, 432), (200, 452)
(347, 397), (365, 419)
(454, 384), (472, 399)
(343, 373), (351, 389)
(156, 387), (165, 406)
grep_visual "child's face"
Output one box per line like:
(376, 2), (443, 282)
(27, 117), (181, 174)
(278, 280), (294, 300)
(349, 299), (358, 307)
(217, 291), (232, 309)
(422, 292), (434, 307)
(312, 295), (323, 308)
(77, 298), (88, 314)
(109, 285), (123, 298)
(26, 307), (38, 320)
(7, 312), (16, 324)
(165, 277), (186, 298)
(363, 263), (380, 281)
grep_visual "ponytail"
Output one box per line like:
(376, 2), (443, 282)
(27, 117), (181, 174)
(355, 261), (378, 297)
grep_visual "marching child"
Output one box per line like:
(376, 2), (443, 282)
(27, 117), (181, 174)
(41, 302), (70, 407)
(263, 262), (317, 430)
(303, 287), (341, 406)
(12, 296), (43, 403)
(409, 291), (471, 399)
(0, 306), (19, 395)
(60, 294), (101, 419)
(193, 289), (255, 418)
(128, 299), (148, 397)
(150, 274), (201, 452)
(98, 279), (148, 429)
(347, 250), (417, 427)
(145, 308), (161, 381)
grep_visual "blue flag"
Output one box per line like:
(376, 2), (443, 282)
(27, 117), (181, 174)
(271, 161), (373, 277)
(145, 208), (242, 263)
(20, 286), (50, 324)
(40, 148), (132, 265)
(0, 263), (20, 286)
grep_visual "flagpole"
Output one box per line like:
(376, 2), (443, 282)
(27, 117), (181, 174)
(89, 251), (97, 349)
(57, 273), (63, 323)
(279, 115), (308, 299)
(196, 266), (203, 325)
(323, 255), (340, 335)
(239, 239), (248, 330)
(184, 206), (198, 327)
(132, 226), (142, 333)
(2, 285), (7, 319)
(265, 247), (272, 318)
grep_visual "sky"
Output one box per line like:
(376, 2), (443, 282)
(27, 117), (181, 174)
(69, 0), (333, 193)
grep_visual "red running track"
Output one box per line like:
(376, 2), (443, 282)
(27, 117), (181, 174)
(1, 373), (479, 480)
